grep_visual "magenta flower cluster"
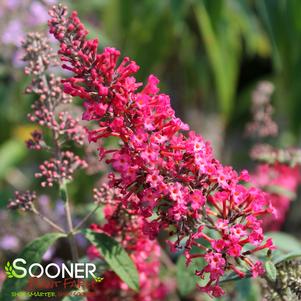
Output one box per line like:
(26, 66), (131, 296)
(252, 163), (300, 231)
(87, 185), (169, 300)
(49, 5), (274, 296)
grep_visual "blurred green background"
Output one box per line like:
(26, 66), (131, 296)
(1, 0), (301, 206)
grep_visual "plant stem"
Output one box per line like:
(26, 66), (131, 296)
(60, 182), (79, 262)
(32, 206), (65, 233)
(74, 203), (101, 231)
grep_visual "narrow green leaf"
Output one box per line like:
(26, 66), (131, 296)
(83, 229), (139, 292)
(255, 0), (282, 70)
(0, 232), (65, 301)
(194, 2), (238, 121)
(265, 261), (277, 282)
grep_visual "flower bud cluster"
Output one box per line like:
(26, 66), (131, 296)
(246, 81), (278, 138)
(21, 31), (87, 187)
(8, 191), (36, 212)
(35, 151), (87, 187)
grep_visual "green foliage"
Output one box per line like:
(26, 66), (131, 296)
(273, 251), (301, 266)
(234, 278), (261, 301)
(266, 232), (301, 267)
(0, 233), (65, 301)
(83, 229), (140, 292)
(265, 261), (277, 282)
(0, 139), (27, 180)
(266, 232), (301, 253)
(194, 1), (239, 121)
(176, 253), (209, 296)
(256, 0), (301, 135)
(176, 256), (198, 296)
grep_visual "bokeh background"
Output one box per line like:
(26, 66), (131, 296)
(1, 0), (301, 299)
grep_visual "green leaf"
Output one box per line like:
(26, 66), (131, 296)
(273, 251), (301, 265)
(83, 229), (139, 292)
(176, 256), (198, 296)
(0, 232), (65, 301)
(194, 1), (239, 122)
(266, 232), (301, 252)
(176, 255), (207, 296)
(235, 277), (261, 301)
(265, 261), (277, 282)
